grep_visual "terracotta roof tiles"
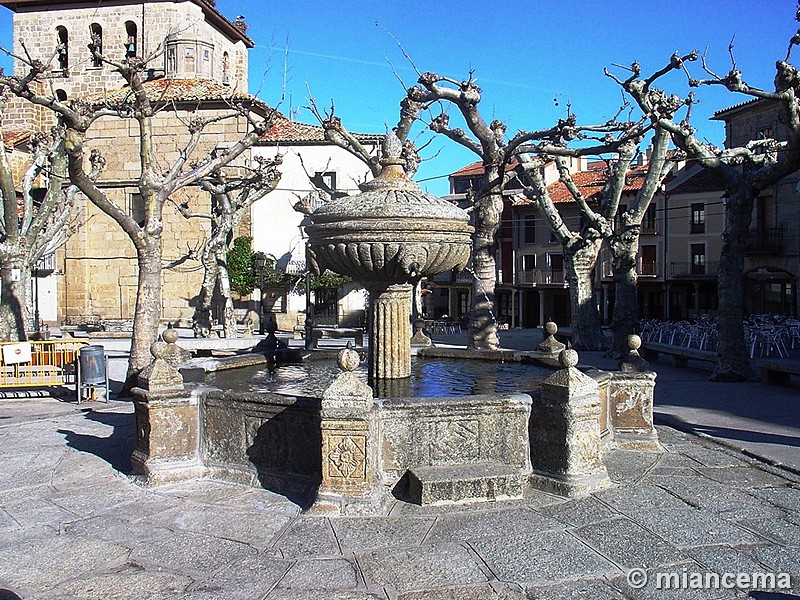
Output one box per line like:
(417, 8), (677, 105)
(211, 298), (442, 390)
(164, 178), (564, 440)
(82, 78), (260, 107)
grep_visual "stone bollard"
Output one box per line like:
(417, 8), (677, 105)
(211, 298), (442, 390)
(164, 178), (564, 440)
(529, 348), (612, 497)
(151, 328), (191, 367)
(537, 321), (566, 354)
(311, 348), (383, 514)
(130, 346), (203, 484)
(608, 334), (663, 452)
(410, 319), (432, 347)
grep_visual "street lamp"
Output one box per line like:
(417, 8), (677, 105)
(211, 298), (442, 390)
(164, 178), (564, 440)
(254, 253), (267, 335)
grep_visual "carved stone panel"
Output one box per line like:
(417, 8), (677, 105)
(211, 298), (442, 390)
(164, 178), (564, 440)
(430, 419), (480, 463)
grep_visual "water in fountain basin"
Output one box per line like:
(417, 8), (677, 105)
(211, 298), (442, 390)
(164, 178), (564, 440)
(206, 357), (552, 398)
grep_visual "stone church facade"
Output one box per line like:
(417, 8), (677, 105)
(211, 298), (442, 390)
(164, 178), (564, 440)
(0, 0), (260, 326)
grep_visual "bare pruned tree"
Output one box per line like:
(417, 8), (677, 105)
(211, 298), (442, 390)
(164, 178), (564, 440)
(176, 155), (282, 338)
(0, 115), (102, 341)
(615, 14), (800, 379)
(0, 40), (279, 386)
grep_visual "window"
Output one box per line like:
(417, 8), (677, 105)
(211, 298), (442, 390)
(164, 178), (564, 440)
(130, 193), (145, 226)
(547, 253), (564, 283)
(222, 51), (230, 84)
(640, 245), (657, 276)
(691, 244), (706, 275)
(642, 203), (657, 233)
(56, 26), (69, 72)
(315, 171), (337, 192)
(691, 203), (705, 234)
(522, 254), (536, 272)
(166, 46), (177, 74)
(125, 22), (137, 57)
(89, 23), (102, 68)
(616, 204), (628, 231)
(457, 291), (469, 316)
(523, 214), (536, 243)
(55, 89), (67, 102)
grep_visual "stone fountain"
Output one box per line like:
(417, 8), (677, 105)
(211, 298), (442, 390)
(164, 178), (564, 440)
(305, 134), (473, 382)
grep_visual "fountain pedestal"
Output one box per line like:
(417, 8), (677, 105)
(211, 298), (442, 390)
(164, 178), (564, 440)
(369, 283), (412, 380)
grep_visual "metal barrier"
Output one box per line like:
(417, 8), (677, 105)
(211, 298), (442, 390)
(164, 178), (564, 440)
(0, 340), (89, 398)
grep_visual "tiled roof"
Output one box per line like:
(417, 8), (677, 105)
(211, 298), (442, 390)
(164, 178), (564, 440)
(259, 118), (382, 144)
(712, 97), (766, 120)
(82, 78), (262, 107)
(450, 160), (522, 178)
(511, 168), (647, 206)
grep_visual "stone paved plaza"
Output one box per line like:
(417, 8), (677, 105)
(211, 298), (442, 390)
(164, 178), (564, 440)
(1, 394), (798, 599)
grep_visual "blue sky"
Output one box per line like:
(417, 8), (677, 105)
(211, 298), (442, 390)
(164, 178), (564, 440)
(0, 1), (794, 195)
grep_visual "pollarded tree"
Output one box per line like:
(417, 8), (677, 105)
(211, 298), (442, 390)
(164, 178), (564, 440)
(175, 157), (282, 338)
(0, 120), (102, 341)
(617, 20), (800, 379)
(0, 43), (278, 385)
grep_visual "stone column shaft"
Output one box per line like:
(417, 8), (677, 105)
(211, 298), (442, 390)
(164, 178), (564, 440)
(368, 283), (412, 381)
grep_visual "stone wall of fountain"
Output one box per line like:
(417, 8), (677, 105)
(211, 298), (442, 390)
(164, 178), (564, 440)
(131, 336), (662, 512)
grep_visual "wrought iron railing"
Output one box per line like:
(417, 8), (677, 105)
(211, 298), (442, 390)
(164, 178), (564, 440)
(669, 261), (719, 277)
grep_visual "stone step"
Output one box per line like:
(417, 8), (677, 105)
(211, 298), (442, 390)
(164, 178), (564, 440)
(406, 462), (526, 506)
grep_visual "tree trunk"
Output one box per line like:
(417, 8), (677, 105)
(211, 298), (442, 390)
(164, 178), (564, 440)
(468, 188), (502, 350)
(216, 248), (238, 338)
(610, 239), (639, 357)
(192, 245), (216, 338)
(0, 259), (29, 341)
(127, 240), (163, 381)
(565, 241), (604, 350)
(711, 196), (754, 381)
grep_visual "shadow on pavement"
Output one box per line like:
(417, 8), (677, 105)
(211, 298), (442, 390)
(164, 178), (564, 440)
(657, 413), (800, 449)
(57, 409), (135, 474)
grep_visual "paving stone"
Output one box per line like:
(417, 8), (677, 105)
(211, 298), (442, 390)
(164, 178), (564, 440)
(538, 496), (620, 528)
(264, 591), (381, 600)
(331, 516), (434, 552)
(398, 583), (524, 599)
(388, 497), (527, 516)
(275, 558), (359, 591)
(673, 445), (750, 468)
(653, 427), (693, 444)
(751, 486), (800, 512)
(358, 542), (488, 593)
(0, 494), (77, 536)
(573, 518), (686, 570)
(604, 450), (661, 484)
(0, 536), (130, 596)
(651, 477), (785, 519)
(426, 507), (562, 545)
(273, 517), (341, 558)
(62, 514), (171, 547)
(46, 562), (193, 600)
(634, 508), (766, 548)
(594, 483), (691, 513)
(129, 529), (258, 575)
(608, 561), (742, 599)
(46, 480), (150, 517)
(471, 530), (618, 584)
(694, 467), (791, 488)
(185, 553), (292, 598)
(687, 544), (775, 575)
(738, 518), (800, 546)
(748, 545), (800, 581)
(526, 578), (628, 599)
(161, 507), (294, 549)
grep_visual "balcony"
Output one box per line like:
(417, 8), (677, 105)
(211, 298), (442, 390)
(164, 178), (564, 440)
(669, 261), (719, 278)
(743, 228), (783, 255)
(517, 269), (566, 286)
(432, 269), (475, 285)
(638, 260), (659, 277)
(34, 254), (56, 276)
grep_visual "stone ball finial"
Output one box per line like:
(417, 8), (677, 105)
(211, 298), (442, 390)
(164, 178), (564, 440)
(162, 328), (179, 344)
(337, 348), (360, 373)
(628, 334), (642, 351)
(559, 348), (579, 369)
(545, 321), (558, 336)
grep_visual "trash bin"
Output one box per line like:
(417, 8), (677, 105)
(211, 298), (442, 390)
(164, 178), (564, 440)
(79, 345), (106, 384)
